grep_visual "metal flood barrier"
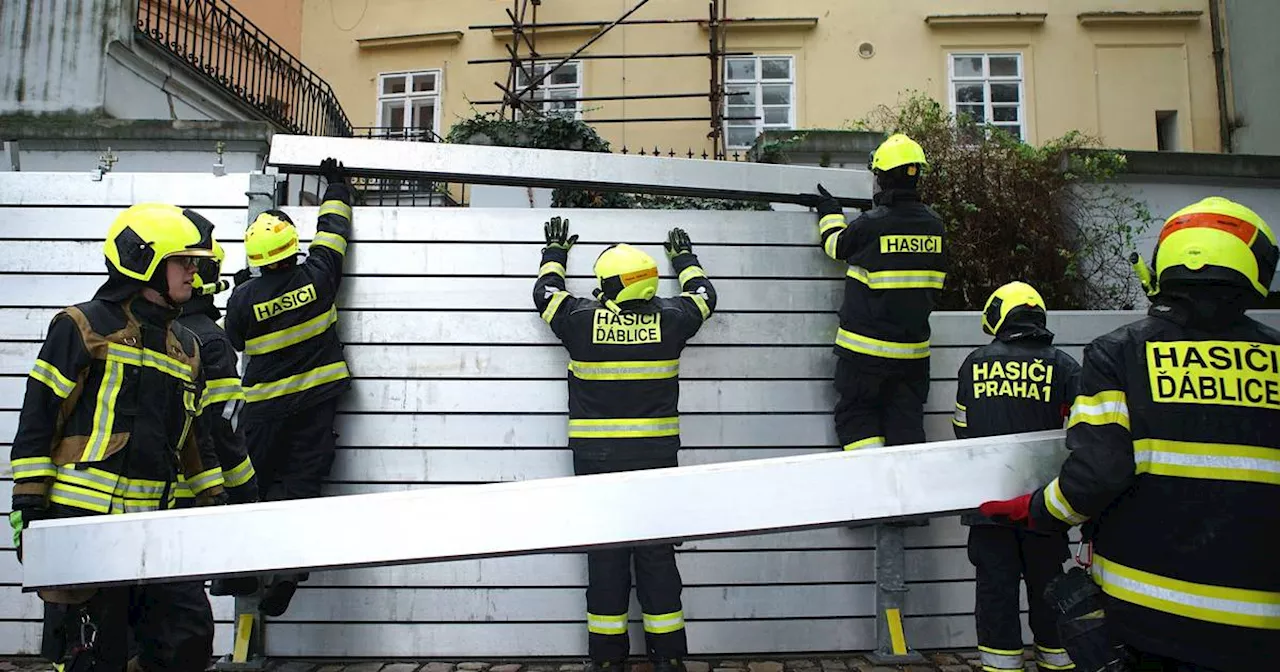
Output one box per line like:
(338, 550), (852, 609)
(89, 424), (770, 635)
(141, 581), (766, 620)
(4, 147), (1278, 661)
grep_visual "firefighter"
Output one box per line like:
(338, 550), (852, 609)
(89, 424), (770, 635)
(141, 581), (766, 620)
(979, 197), (1280, 672)
(177, 223), (261, 597)
(533, 216), (716, 672)
(7, 203), (227, 671)
(953, 281), (1081, 672)
(224, 157), (353, 617)
(812, 133), (946, 451)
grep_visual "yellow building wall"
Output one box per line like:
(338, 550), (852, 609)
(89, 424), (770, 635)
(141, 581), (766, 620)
(299, 0), (1219, 153)
(228, 0), (304, 56)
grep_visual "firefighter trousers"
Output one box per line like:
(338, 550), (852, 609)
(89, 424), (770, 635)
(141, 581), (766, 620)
(41, 581), (214, 671)
(832, 355), (930, 450)
(575, 455), (687, 663)
(967, 524), (1072, 671)
(243, 396), (340, 502)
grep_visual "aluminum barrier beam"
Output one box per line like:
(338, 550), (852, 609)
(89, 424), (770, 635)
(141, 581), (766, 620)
(265, 134), (873, 208)
(21, 431), (1065, 591)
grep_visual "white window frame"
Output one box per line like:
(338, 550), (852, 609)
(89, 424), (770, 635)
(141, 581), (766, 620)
(724, 55), (796, 150)
(947, 53), (1025, 141)
(375, 69), (443, 140)
(515, 60), (584, 120)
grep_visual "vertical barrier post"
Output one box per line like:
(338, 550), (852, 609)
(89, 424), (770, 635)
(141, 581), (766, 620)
(866, 523), (925, 664)
(215, 172), (277, 672)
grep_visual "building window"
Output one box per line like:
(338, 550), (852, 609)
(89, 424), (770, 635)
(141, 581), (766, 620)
(948, 53), (1024, 140)
(376, 70), (442, 140)
(725, 55), (795, 150)
(515, 61), (582, 119)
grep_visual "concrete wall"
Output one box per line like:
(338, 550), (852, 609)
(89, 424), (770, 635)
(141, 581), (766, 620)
(0, 119), (273, 174)
(1223, 0), (1280, 155)
(300, 0), (1220, 154)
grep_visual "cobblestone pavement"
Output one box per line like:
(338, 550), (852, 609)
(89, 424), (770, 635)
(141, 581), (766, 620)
(0, 652), (1050, 672)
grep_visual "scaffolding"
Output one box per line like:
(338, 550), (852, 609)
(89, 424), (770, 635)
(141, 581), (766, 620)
(466, 0), (748, 160)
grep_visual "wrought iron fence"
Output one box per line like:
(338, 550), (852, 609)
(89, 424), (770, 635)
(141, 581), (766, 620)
(351, 126), (446, 143)
(136, 0), (352, 137)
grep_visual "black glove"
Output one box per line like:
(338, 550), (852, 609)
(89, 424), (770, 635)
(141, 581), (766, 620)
(544, 216), (578, 251)
(233, 267), (253, 287)
(319, 157), (346, 184)
(813, 183), (843, 218)
(664, 227), (693, 259)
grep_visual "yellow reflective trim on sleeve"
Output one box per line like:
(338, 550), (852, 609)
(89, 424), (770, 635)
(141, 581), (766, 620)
(541, 291), (570, 324)
(953, 403), (968, 428)
(539, 261), (566, 278)
(1133, 438), (1280, 486)
(31, 359), (75, 398)
(223, 456), (257, 488)
(200, 377), (245, 410)
(311, 231), (348, 256)
(568, 416), (680, 439)
(81, 360), (125, 462)
(843, 436), (885, 451)
(678, 265), (707, 286)
(11, 457), (56, 480)
(1068, 390), (1130, 430)
(243, 361), (351, 404)
(823, 229), (843, 259)
(318, 200), (353, 220)
(586, 612), (628, 635)
(569, 359), (679, 381)
(244, 306), (339, 356)
(1043, 477), (1088, 525)
(642, 610), (685, 634)
(835, 328), (930, 360)
(819, 214), (847, 235)
(187, 467), (225, 495)
(1091, 553), (1280, 629)
(846, 266), (947, 290)
(681, 292), (711, 320)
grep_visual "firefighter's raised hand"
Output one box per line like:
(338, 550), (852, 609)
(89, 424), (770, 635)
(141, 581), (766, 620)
(813, 183), (842, 218)
(319, 157), (346, 183)
(664, 227), (693, 259)
(544, 216), (578, 251)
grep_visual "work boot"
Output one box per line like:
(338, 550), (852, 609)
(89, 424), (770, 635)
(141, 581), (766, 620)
(258, 578), (298, 617)
(652, 659), (686, 672)
(585, 661), (625, 672)
(209, 576), (259, 597)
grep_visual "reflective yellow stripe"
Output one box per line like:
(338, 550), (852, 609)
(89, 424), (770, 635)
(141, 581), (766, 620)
(846, 266), (946, 290)
(953, 403), (968, 428)
(586, 612), (628, 635)
(55, 465), (167, 499)
(187, 467), (225, 495)
(11, 457), (56, 479)
(681, 292), (711, 320)
(201, 377), (244, 409)
(823, 229), (842, 259)
(819, 213), (846, 235)
(1134, 438), (1280, 486)
(81, 360), (125, 462)
(1092, 553), (1280, 629)
(1068, 390), (1130, 430)
(48, 482), (168, 514)
(1035, 645), (1074, 670)
(843, 436), (885, 451)
(568, 416), (680, 439)
(978, 646), (1024, 672)
(244, 306), (339, 356)
(318, 200), (353, 220)
(541, 291), (570, 324)
(223, 456), (256, 488)
(244, 361), (350, 403)
(642, 610), (685, 634)
(835, 328), (930, 360)
(678, 265), (707, 286)
(539, 261), (566, 278)
(106, 342), (193, 382)
(1043, 477), (1088, 525)
(30, 358), (75, 398)
(311, 231), (348, 255)
(570, 359), (679, 381)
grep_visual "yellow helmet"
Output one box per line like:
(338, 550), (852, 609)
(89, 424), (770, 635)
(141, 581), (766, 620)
(594, 243), (659, 303)
(982, 281), (1046, 336)
(869, 133), (928, 174)
(244, 211), (299, 267)
(1152, 196), (1277, 297)
(104, 204), (215, 283)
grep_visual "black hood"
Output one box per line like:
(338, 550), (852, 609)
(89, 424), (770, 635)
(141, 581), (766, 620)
(872, 188), (921, 207)
(995, 306), (1055, 344)
(1150, 284), (1258, 330)
(179, 293), (222, 321)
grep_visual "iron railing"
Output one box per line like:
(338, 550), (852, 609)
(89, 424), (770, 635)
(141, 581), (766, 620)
(352, 126), (446, 143)
(136, 0), (353, 137)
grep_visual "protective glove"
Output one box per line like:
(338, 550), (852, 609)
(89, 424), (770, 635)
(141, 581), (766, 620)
(979, 493), (1033, 527)
(813, 183), (843, 218)
(319, 157), (346, 184)
(664, 227), (693, 259)
(543, 216), (578, 251)
(233, 267), (253, 286)
(10, 508), (46, 562)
